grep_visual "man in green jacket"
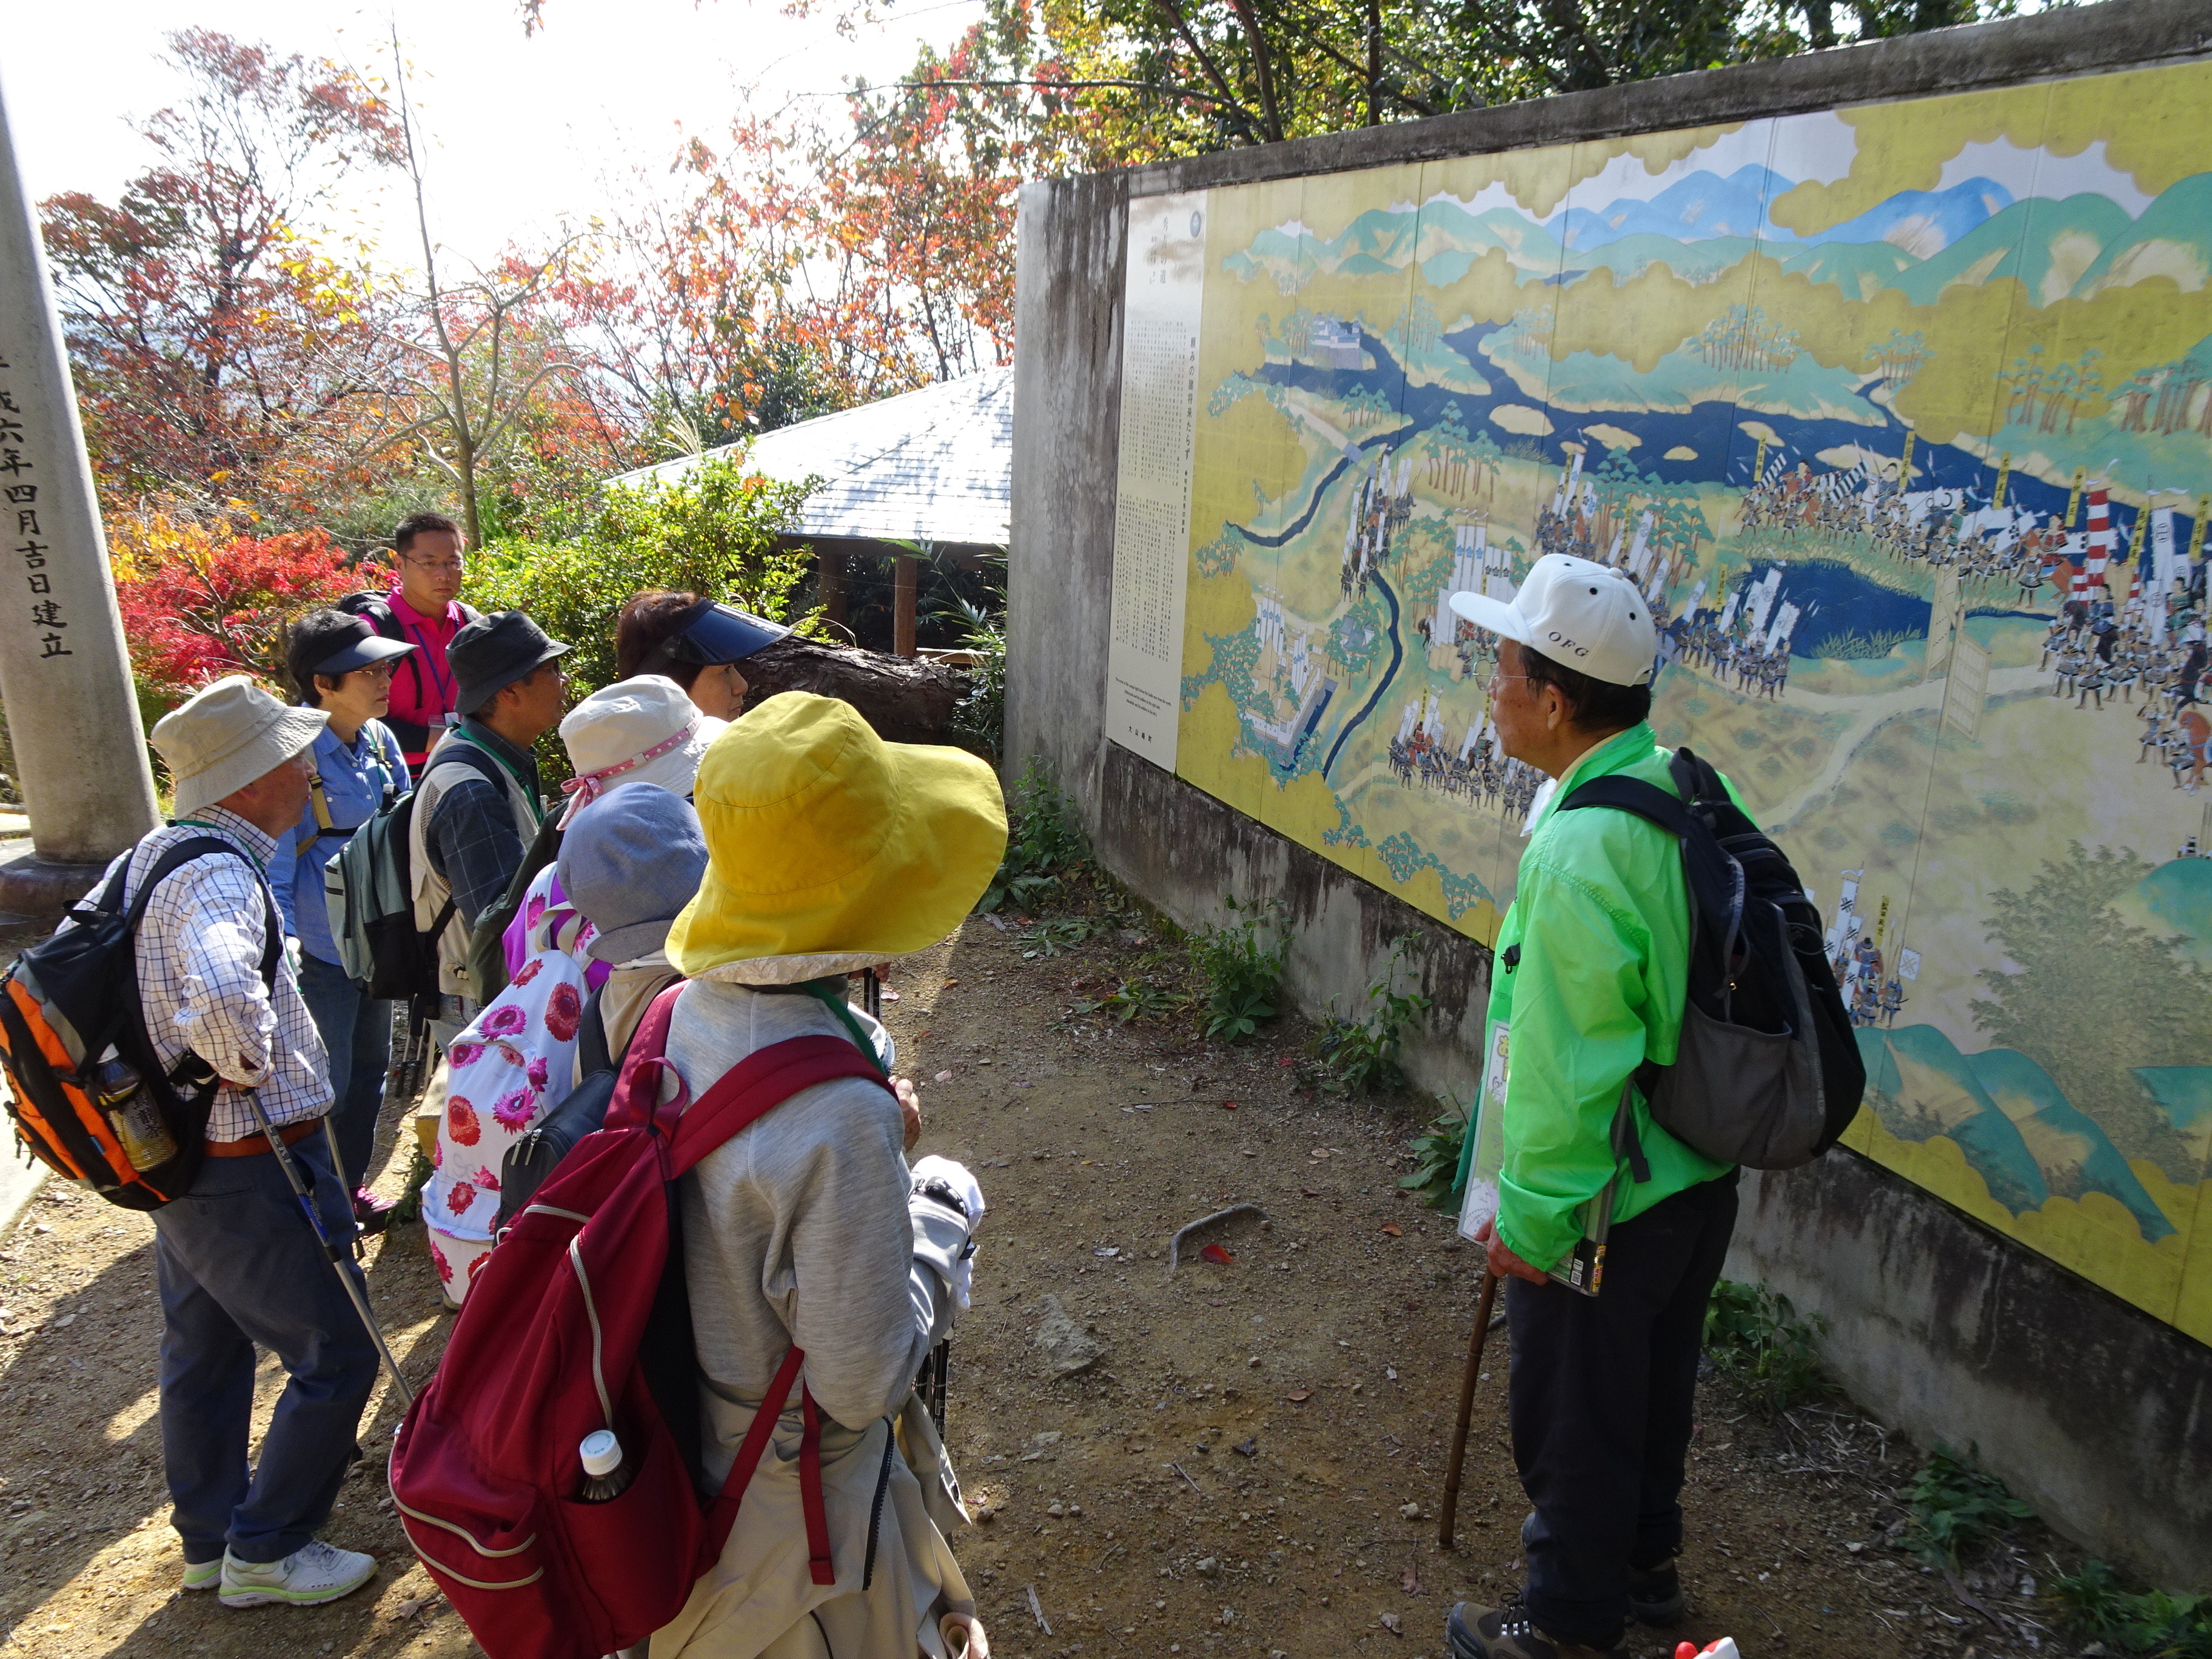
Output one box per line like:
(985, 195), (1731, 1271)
(1443, 554), (1740, 1659)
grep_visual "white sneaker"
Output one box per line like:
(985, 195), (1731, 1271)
(181, 1558), (222, 1592)
(218, 1538), (377, 1608)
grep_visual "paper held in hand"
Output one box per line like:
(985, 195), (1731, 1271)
(1456, 1017), (1612, 1297)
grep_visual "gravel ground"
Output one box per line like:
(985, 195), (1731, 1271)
(0, 913), (2100, 1658)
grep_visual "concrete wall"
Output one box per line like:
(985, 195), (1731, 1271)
(1730, 1158), (2212, 1589)
(1009, 0), (2212, 1588)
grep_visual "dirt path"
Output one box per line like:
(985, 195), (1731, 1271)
(0, 914), (2093, 1658)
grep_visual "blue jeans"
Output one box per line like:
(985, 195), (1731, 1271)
(296, 952), (393, 1190)
(152, 1131), (379, 1566)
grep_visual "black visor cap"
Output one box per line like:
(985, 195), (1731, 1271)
(660, 601), (791, 668)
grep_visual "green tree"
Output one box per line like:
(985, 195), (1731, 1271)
(1969, 842), (2209, 1181)
(469, 454), (817, 708)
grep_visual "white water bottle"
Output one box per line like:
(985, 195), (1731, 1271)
(577, 1430), (634, 1503)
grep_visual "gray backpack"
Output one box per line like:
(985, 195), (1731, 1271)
(1559, 747), (1864, 1171)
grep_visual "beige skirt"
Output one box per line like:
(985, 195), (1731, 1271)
(651, 1390), (976, 1659)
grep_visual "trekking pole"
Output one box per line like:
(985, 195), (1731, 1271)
(243, 1089), (417, 1410)
(1437, 1268), (1499, 1550)
(320, 1118), (366, 1263)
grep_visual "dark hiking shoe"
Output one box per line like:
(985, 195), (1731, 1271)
(1627, 1558), (1685, 1625)
(1515, 1511), (1686, 1627)
(1445, 1596), (1627, 1659)
(353, 1187), (395, 1236)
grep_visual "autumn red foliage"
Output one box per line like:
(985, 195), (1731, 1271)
(112, 525), (390, 702)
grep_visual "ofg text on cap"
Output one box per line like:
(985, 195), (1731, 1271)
(1448, 553), (1658, 687)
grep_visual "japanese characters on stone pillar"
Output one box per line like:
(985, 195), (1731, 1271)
(0, 80), (159, 899)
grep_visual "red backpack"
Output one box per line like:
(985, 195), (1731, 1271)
(389, 983), (894, 1659)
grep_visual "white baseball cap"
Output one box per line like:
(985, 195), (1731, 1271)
(1448, 554), (1658, 687)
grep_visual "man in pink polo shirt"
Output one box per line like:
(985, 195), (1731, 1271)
(356, 512), (481, 771)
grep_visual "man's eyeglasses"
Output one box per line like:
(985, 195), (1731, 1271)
(1487, 669), (1536, 693)
(403, 555), (466, 575)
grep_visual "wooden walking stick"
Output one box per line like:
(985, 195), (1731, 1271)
(1437, 1268), (1500, 1549)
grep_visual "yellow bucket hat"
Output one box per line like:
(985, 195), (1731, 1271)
(668, 692), (1009, 982)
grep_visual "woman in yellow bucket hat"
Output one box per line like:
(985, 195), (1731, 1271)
(651, 692), (1006, 1659)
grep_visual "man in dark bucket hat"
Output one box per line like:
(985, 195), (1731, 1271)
(449, 610), (571, 717)
(411, 611), (573, 1042)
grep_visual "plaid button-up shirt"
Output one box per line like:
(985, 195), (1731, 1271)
(69, 805), (332, 1142)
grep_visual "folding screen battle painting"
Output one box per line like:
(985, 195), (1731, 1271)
(1105, 60), (2212, 1339)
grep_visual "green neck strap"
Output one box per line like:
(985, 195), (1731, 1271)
(801, 979), (888, 1076)
(449, 729), (543, 825)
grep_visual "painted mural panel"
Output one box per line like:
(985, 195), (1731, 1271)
(1146, 61), (2212, 1339)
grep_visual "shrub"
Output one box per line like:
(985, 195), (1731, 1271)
(1188, 895), (1289, 1042)
(469, 454), (815, 702)
(111, 518), (389, 705)
(948, 592), (1005, 761)
(1703, 1279), (1827, 1412)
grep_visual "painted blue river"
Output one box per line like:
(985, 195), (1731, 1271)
(1242, 322), (2168, 570)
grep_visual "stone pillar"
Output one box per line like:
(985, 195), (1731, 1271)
(0, 83), (160, 912)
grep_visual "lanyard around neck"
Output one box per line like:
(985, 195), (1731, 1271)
(449, 730), (543, 825)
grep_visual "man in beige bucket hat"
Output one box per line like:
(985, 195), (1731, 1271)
(73, 675), (384, 1609)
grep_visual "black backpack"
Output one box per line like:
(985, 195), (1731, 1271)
(1559, 746), (1863, 1171)
(336, 591), (482, 759)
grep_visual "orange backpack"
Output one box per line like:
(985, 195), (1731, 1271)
(0, 836), (280, 1210)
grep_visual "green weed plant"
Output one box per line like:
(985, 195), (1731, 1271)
(1315, 934), (1430, 1094)
(1188, 896), (1289, 1042)
(980, 761), (1092, 915)
(1901, 1443), (2034, 1567)
(1703, 1279), (1828, 1413)
(2049, 1560), (2212, 1658)
(1398, 1104), (1469, 1207)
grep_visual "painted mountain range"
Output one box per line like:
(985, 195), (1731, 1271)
(1222, 167), (2212, 311)
(1857, 1023), (2179, 1242)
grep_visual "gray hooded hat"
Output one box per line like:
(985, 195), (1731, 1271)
(557, 783), (709, 965)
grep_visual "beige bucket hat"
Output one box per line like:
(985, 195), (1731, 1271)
(152, 675), (329, 817)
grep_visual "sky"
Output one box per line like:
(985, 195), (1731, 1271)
(2, 0), (987, 268)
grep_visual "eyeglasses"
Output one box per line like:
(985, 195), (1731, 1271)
(1487, 670), (1537, 692)
(403, 555), (466, 575)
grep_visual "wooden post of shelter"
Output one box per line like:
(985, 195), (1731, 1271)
(893, 554), (919, 658)
(820, 547), (848, 630)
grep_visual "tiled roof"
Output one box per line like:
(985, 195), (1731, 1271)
(609, 369), (1011, 549)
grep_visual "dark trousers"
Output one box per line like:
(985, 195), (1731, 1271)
(152, 1131), (378, 1566)
(296, 951), (393, 1188)
(1506, 1171), (1739, 1646)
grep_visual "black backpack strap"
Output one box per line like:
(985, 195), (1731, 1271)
(1556, 773), (1695, 836)
(577, 983), (612, 1076)
(116, 836), (284, 1104)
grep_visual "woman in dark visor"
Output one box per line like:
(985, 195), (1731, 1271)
(613, 590), (791, 721)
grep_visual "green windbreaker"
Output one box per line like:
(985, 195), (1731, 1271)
(1455, 722), (1734, 1272)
